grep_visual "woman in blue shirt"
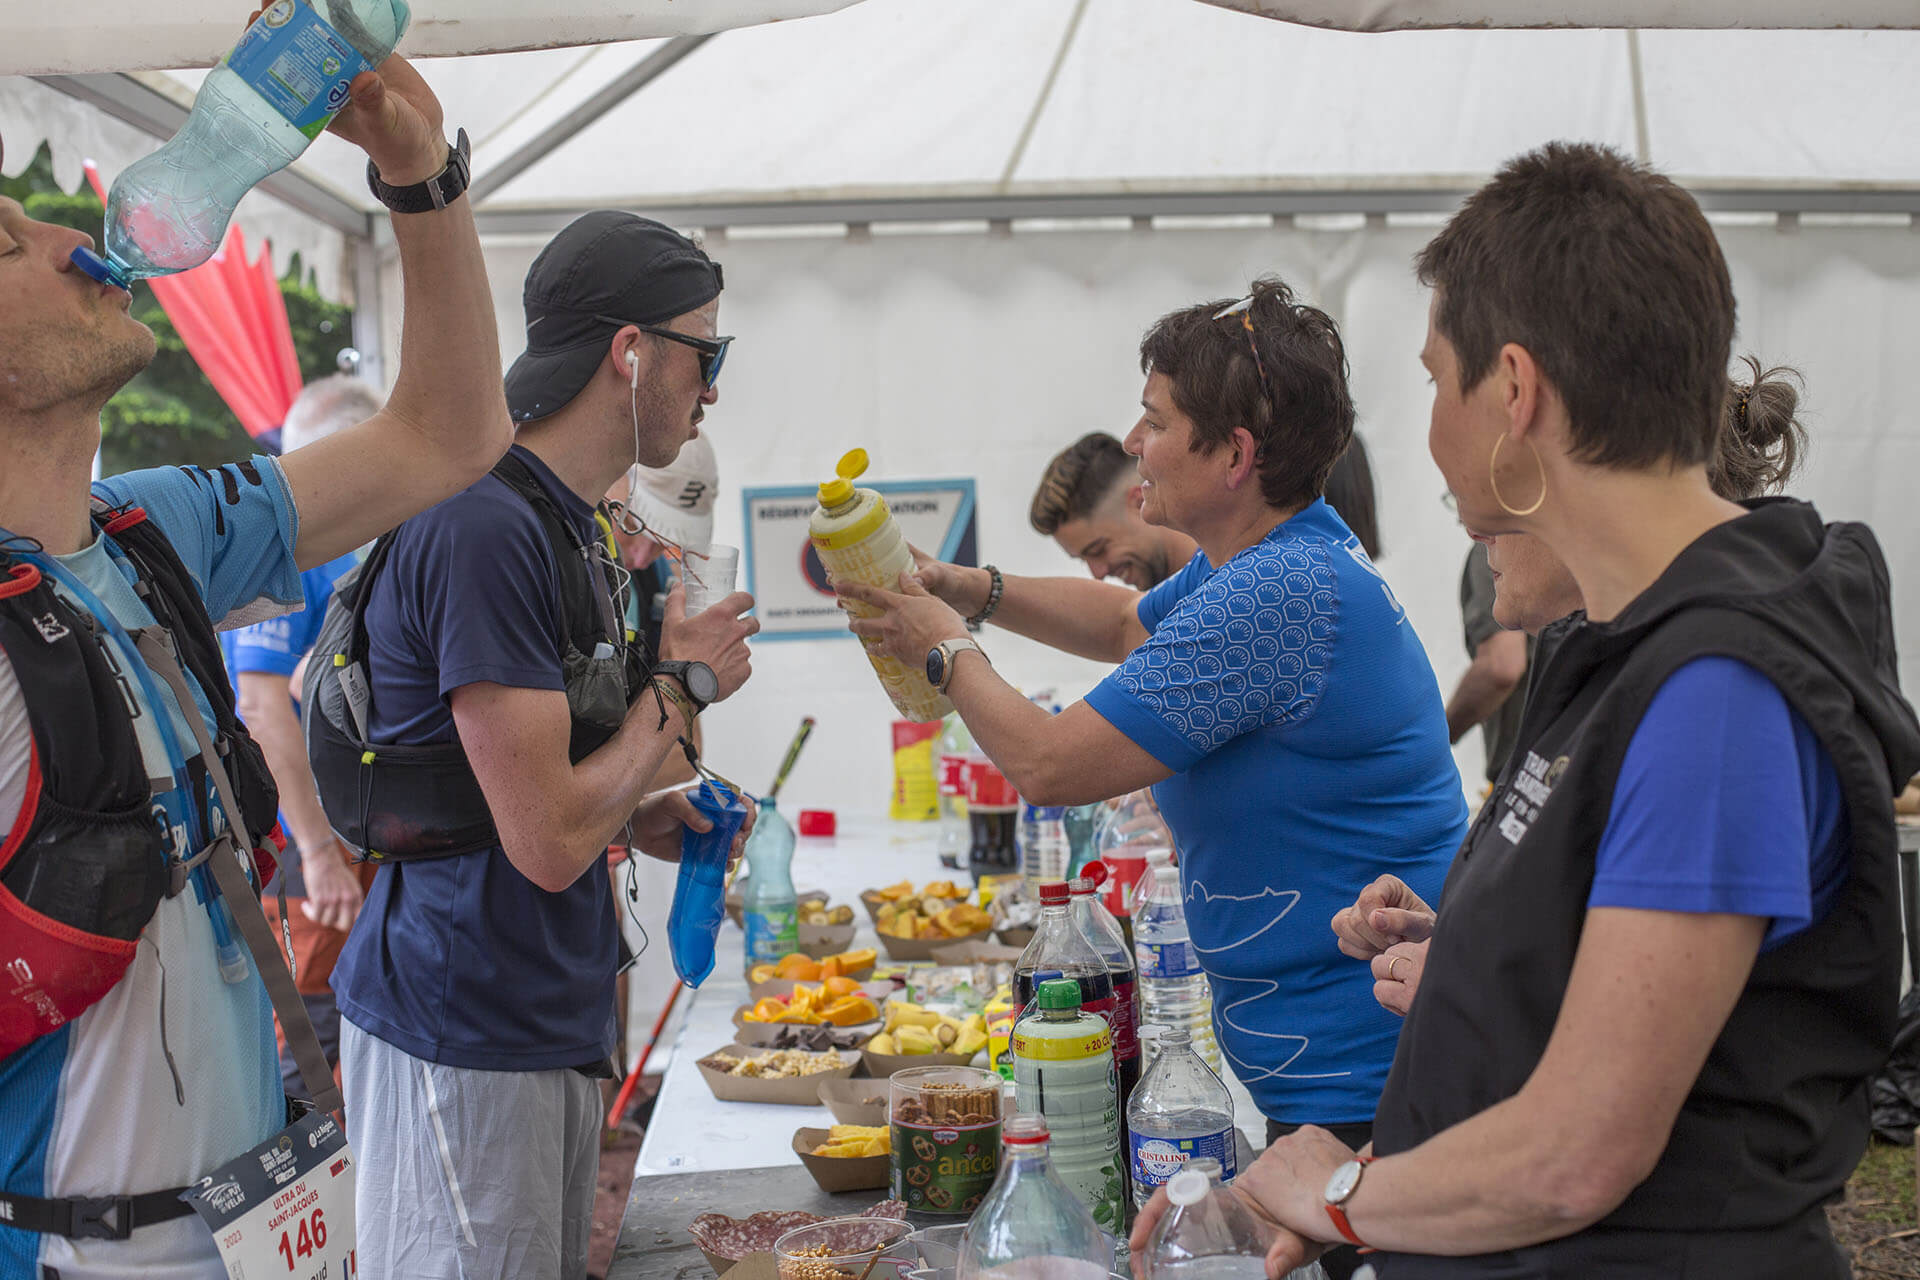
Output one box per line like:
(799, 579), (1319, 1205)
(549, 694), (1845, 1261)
(840, 279), (1466, 1276)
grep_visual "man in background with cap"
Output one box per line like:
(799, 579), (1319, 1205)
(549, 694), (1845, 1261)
(330, 212), (760, 1280)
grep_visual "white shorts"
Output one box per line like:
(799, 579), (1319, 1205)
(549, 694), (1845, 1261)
(340, 1019), (601, 1280)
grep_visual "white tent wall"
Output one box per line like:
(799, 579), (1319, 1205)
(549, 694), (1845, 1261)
(457, 214), (1920, 825)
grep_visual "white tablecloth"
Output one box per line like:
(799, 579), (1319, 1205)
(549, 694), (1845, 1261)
(634, 815), (1265, 1177)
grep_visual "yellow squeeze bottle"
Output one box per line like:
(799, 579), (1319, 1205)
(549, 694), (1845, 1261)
(811, 449), (955, 722)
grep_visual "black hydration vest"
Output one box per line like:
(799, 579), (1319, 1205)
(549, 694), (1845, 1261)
(0, 501), (281, 1058)
(304, 452), (649, 862)
(1371, 502), (1920, 1280)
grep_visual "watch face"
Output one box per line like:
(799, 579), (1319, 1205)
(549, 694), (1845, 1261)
(685, 662), (720, 705)
(1325, 1160), (1363, 1206)
(925, 648), (945, 689)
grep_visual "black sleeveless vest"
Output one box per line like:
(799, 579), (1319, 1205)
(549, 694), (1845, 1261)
(1372, 501), (1920, 1279)
(304, 451), (649, 862)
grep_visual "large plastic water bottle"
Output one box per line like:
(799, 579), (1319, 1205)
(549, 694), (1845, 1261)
(1019, 804), (1069, 885)
(1135, 851), (1219, 1073)
(1127, 1026), (1237, 1207)
(1011, 978), (1125, 1232)
(740, 797), (797, 969)
(957, 1114), (1112, 1280)
(810, 448), (953, 722)
(103, 0), (412, 282)
(935, 714), (973, 866)
(1144, 1159), (1327, 1280)
(1069, 876), (1141, 1110)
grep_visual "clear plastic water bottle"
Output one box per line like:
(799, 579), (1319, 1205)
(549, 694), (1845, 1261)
(1127, 1027), (1237, 1207)
(936, 715), (974, 866)
(1019, 804), (1069, 885)
(1069, 877), (1141, 1111)
(1145, 1159), (1328, 1280)
(102, 0), (411, 282)
(1063, 803), (1103, 879)
(957, 1114), (1113, 1280)
(1135, 851), (1219, 1073)
(740, 797), (797, 969)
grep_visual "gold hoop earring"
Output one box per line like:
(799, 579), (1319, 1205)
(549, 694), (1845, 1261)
(1489, 434), (1546, 517)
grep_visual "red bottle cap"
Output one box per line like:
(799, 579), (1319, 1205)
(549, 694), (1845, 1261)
(797, 809), (836, 836)
(1038, 880), (1069, 905)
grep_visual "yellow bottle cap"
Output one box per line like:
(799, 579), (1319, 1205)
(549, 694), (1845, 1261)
(818, 448), (870, 508)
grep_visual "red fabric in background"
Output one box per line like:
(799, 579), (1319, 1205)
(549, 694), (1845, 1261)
(84, 162), (301, 439)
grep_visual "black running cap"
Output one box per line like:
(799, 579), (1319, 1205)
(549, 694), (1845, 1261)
(505, 211), (724, 424)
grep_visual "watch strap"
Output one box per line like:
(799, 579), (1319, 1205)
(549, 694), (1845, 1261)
(654, 660), (712, 711)
(932, 637), (985, 693)
(366, 128), (471, 214)
(1324, 1154), (1375, 1249)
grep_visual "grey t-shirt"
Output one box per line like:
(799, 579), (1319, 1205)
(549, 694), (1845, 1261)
(1460, 544), (1532, 784)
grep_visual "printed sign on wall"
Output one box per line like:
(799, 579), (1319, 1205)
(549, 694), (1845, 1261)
(742, 480), (977, 640)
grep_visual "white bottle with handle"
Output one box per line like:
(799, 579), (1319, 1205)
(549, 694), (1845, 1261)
(810, 448), (955, 722)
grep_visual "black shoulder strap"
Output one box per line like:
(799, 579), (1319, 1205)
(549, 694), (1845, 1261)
(488, 452), (622, 649)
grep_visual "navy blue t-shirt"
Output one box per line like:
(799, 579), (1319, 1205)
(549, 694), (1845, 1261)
(331, 446), (619, 1071)
(1085, 500), (1467, 1125)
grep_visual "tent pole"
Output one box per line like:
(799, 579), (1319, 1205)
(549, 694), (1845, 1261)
(350, 225), (388, 391)
(1625, 30), (1652, 165)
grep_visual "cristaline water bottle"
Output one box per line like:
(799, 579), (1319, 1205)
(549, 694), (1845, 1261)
(809, 449), (953, 722)
(1136, 851), (1220, 1073)
(102, 0), (412, 283)
(1127, 1026), (1237, 1207)
(957, 1115), (1112, 1280)
(1145, 1159), (1328, 1280)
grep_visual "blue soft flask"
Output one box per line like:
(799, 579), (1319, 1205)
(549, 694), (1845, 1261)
(668, 779), (749, 987)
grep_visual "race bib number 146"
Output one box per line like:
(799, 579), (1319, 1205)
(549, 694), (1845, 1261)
(182, 1111), (356, 1280)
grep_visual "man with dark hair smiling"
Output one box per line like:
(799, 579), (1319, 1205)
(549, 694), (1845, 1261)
(1030, 431), (1196, 589)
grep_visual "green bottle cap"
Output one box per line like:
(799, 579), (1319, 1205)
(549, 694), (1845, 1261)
(1037, 978), (1081, 1011)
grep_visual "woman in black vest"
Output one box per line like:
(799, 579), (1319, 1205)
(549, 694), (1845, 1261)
(1132, 142), (1920, 1279)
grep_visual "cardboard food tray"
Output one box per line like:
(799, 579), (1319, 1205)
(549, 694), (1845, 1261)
(796, 919), (860, 957)
(927, 939), (1026, 966)
(731, 1011), (882, 1049)
(859, 1045), (982, 1077)
(727, 886), (828, 930)
(695, 1043), (857, 1104)
(817, 1076), (891, 1127)
(876, 926), (994, 963)
(745, 969), (878, 1003)
(793, 1126), (891, 1193)
(714, 1253), (776, 1280)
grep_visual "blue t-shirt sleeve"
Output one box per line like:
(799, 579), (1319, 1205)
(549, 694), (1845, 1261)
(94, 456), (302, 630)
(1136, 550), (1209, 632)
(225, 554), (354, 677)
(401, 494), (567, 700)
(1089, 540), (1336, 771)
(1589, 655), (1847, 949)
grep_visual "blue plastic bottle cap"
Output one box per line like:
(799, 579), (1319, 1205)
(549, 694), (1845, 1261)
(69, 246), (131, 291)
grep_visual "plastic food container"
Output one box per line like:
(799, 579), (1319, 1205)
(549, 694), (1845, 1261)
(773, 1216), (914, 1279)
(888, 1066), (1002, 1216)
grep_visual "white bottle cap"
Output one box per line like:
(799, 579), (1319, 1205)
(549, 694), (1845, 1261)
(1166, 1169), (1210, 1207)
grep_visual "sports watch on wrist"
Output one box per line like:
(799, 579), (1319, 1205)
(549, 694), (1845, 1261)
(653, 660), (719, 712)
(366, 128), (472, 213)
(926, 637), (987, 694)
(1323, 1155), (1375, 1248)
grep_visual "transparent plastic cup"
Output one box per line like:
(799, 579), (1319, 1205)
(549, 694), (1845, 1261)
(774, 1216), (915, 1279)
(683, 543), (740, 616)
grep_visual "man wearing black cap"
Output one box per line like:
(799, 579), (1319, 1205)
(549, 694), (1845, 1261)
(330, 212), (759, 1280)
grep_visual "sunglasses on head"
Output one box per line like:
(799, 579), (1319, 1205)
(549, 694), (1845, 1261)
(596, 315), (733, 388)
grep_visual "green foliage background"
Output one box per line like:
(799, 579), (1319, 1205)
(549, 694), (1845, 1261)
(1, 142), (356, 477)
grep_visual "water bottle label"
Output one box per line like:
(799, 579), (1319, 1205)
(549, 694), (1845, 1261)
(228, 1), (375, 140)
(937, 753), (968, 797)
(742, 907), (797, 964)
(1129, 1124), (1238, 1191)
(1137, 938), (1201, 979)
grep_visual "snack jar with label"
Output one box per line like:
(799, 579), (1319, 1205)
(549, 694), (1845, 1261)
(889, 1066), (1003, 1216)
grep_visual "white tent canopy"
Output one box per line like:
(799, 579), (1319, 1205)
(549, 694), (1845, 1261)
(1, 0), (1916, 814)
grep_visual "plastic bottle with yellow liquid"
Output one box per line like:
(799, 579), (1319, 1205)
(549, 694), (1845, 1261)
(811, 449), (955, 722)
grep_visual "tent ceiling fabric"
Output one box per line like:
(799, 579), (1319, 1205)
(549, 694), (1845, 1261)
(1198, 1), (1920, 29)
(0, 1), (866, 76)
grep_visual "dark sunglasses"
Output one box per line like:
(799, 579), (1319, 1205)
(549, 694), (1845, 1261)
(596, 315), (733, 388)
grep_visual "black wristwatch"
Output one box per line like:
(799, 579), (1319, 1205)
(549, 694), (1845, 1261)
(654, 660), (719, 712)
(366, 128), (471, 214)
